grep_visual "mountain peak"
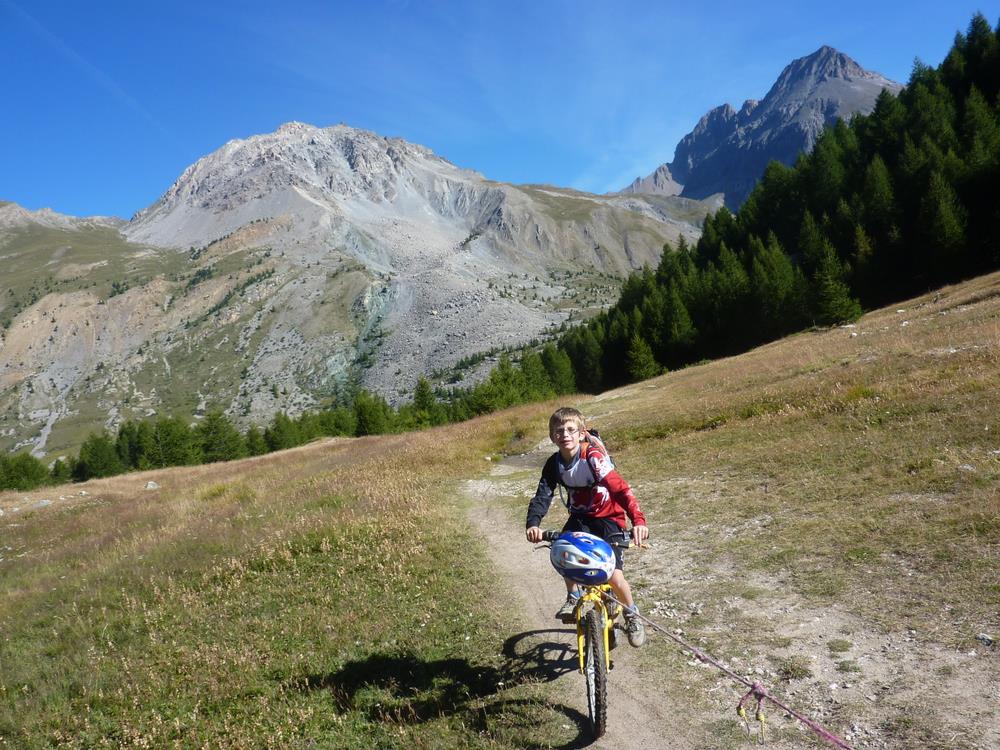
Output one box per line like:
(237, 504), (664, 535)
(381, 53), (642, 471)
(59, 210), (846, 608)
(618, 163), (682, 197)
(770, 46), (885, 95)
(126, 122), (462, 245)
(622, 47), (901, 207)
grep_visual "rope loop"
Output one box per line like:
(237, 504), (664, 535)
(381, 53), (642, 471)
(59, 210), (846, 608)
(738, 683), (768, 744)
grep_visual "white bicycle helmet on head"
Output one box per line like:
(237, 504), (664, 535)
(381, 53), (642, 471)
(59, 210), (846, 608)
(550, 531), (615, 584)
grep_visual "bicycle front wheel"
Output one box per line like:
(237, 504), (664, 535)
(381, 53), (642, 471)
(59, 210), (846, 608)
(582, 607), (608, 738)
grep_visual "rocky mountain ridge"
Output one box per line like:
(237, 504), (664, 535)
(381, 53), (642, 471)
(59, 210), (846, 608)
(0, 201), (124, 232)
(622, 46), (903, 207)
(0, 123), (714, 457)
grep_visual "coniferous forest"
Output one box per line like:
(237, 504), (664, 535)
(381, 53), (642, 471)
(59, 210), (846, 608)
(561, 13), (1000, 392)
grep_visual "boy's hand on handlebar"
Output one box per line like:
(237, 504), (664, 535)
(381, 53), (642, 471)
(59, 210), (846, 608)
(526, 526), (543, 543)
(632, 524), (649, 546)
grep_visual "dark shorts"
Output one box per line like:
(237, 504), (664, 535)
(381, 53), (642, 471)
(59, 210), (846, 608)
(561, 515), (628, 570)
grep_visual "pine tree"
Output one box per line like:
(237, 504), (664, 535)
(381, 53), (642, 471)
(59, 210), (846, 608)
(864, 88), (907, 161)
(353, 390), (394, 436)
(918, 169), (968, 276)
(149, 417), (201, 467)
(850, 223), (877, 302)
(862, 154), (899, 244)
(265, 412), (302, 450)
(540, 344), (576, 395)
(962, 13), (1000, 102)
(600, 309), (632, 388)
(196, 411), (247, 463)
(485, 354), (527, 410)
(638, 285), (666, 357)
(115, 420), (143, 470)
(797, 211), (828, 274)
(749, 233), (800, 337)
(73, 432), (124, 480)
(244, 425), (269, 456)
(706, 243), (752, 352)
(409, 377), (436, 428)
(747, 161), (801, 243)
(804, 128), (847, 213)
(962, 86), (1000, 171)
(571, 328), (604, 393)
(625, 333), (661, 381)
(661, 282), (697, 368)
(317, 407), (358, 436)
(518, 351), (556, 402)
(50, 458), (71, 484)
(0, 453), (51, 490)
(959, 86), (1000, 271)
(906, 75), (958, 154)
(813, 245), (862, 325)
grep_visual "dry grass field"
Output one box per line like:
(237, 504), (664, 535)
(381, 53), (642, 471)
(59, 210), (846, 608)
(2, 271), (998, 748)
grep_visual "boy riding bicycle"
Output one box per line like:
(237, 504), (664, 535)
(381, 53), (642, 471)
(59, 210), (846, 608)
(525, 407), (649, 647)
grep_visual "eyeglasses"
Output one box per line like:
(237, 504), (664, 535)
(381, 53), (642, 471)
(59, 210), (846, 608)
(553, 427), (579, 436)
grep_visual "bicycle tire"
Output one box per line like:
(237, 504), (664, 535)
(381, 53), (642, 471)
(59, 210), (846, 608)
(582, 607), (608, 738)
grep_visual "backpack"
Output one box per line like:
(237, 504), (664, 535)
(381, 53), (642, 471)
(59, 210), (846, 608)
(580, 428), (615, 473)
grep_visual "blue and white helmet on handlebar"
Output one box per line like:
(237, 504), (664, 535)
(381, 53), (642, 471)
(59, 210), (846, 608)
(549, 531), (615, 584)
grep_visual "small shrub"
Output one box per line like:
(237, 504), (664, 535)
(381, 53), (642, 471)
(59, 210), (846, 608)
(774, 655), (813, 681)
(827, 639), (852, 653)
(844, 385), (877, 402)
(199, 484), (230, 501)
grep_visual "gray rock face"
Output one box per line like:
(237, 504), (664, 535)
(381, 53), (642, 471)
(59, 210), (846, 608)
(623, 46), (903, 208)
(124, 122), (697, 275)
(121, 122), (709, 402)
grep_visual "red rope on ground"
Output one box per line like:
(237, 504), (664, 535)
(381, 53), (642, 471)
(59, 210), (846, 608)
(610, 594), (854, 750)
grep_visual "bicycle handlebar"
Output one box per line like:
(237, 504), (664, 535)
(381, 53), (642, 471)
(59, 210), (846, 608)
(540, 529), (632, 549)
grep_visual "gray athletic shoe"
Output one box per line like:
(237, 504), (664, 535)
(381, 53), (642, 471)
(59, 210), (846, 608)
(555, 594), (578, 623)
(624, 613), (646, 647)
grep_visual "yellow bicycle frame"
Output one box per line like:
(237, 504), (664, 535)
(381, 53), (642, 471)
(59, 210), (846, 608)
(574, 583), (618, 673)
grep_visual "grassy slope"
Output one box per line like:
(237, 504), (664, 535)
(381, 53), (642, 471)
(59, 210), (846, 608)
(1, 272), (998, 748)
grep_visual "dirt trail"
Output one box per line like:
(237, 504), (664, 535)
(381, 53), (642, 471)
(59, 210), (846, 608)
(465, 448), (1000, 750)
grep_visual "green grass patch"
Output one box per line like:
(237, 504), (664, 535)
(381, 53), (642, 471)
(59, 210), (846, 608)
(827, 638), (852, 653)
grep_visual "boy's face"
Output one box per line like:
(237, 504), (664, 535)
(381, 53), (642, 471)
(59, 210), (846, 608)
(550, 418), (582, 456)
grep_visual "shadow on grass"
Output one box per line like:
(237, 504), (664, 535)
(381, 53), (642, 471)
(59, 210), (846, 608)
(501, 627), (578, 681)
(295, 627), (593, 749)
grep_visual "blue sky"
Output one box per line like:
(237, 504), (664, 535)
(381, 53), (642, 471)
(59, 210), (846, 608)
(2, 1), (996, 219)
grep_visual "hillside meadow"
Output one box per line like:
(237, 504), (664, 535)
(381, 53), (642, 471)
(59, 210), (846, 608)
(1, 271), (998, 749)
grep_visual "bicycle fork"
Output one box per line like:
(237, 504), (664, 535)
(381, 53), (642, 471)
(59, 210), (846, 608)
(576, 602), (614, 673)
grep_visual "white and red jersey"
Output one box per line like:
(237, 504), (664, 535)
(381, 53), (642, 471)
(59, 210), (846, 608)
(526, 438), (645, 531)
